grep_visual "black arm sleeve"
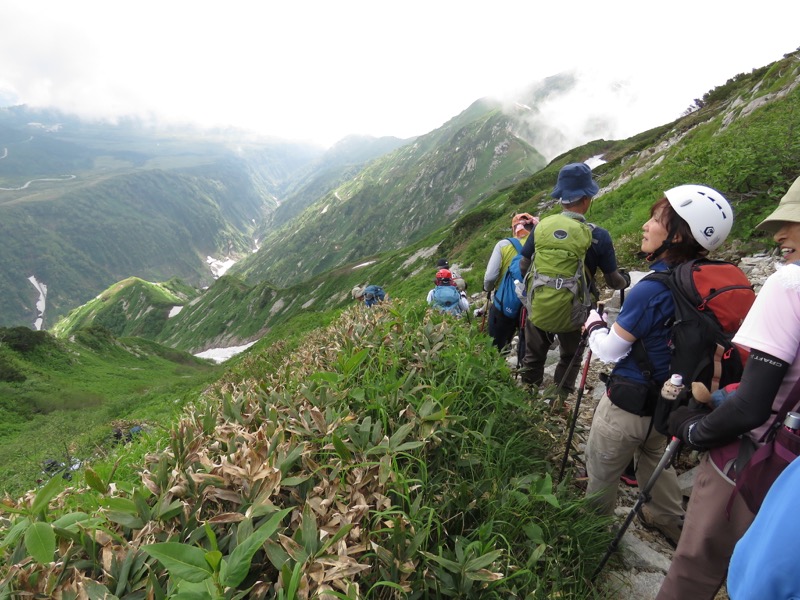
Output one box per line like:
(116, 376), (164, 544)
(690, 349), (790, 447)
(520, 231), (535, 260)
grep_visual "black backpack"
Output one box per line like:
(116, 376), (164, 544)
(633, 258), (756, 435)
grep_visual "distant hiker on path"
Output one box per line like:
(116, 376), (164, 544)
(518, 162), (629, 395)
(482, 212), (537, 351)
(657, 176), (800, 599)
(352, 284), (386, 307)
(428, 268), (469, 316)
(581, 185), (734, 550)
(437, 258), (466, 292)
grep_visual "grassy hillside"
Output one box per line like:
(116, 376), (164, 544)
(51, 278), (199, 340)
(0, 302), (615, 598)
(0, 325), (220, 497)
(61, 51), (799, 355)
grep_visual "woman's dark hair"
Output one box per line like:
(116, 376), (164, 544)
(651, 197), (707, 265)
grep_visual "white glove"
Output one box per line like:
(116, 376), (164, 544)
(583, 309), (607, 336)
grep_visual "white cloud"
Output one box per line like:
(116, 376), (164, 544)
(0, 1), (797, 148)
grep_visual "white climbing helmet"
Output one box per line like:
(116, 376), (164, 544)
(664, 184), (733, 251)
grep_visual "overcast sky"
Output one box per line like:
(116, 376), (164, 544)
(1, 1), (798, 151)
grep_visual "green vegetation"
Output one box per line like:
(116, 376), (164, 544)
(51, 277), (199, 340)
(1, 49), (799, 599)
(0, 302), (615, 598)
(123, 51), (798, 357)
(232, 104), (546, 286)
(0, 325), (220, 497)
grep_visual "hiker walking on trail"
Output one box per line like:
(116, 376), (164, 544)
(437, 258), (466, 292)
(656, 176), (800, 599)
(518, 162), (629, 394)
(428, 268), (469, 316)
(352, 284), (386, 307)
(581, 185), (734, 549)
(482, 213), (538, 350)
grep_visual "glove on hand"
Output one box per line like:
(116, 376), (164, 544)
(668, 406), (709, 449)
(618, 268), (632, 289)
(583, 309), (607, 336)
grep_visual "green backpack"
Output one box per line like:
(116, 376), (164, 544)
(526, 214), (593, 333)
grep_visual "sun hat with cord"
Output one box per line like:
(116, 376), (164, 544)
(551, 162), (600, 203)
(757, 175), (800, 233)
(511, 212), (538, 236)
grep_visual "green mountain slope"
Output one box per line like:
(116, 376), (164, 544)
(232, 99), (547, 284)
(50, 277), (199, 340)
(0, 108), (325, 328)
(266, 134), (412, 229)
(56, 51), (800, 355)
(0, 325), (220, 496)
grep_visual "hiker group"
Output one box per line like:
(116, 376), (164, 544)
(479, 163), (800, 597)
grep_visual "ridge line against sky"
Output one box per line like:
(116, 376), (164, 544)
(0, 1), (798, 149)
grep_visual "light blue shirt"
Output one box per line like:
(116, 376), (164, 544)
(728, 456), (800, 599)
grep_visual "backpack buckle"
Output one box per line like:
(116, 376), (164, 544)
(555, 277), (564, 290)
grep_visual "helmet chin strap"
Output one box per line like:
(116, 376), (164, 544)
(645, 226), (679, 262)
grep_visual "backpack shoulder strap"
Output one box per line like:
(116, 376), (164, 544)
(507, 237), (523, 253)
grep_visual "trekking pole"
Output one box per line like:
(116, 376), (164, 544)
(555, 302), (604, 395)
(480, 293), (489, 332)
(591, 436), (682, 579)
(556, 302), (604, 482)
(558, 335), (591, 483)
(516, 306), (527, 378)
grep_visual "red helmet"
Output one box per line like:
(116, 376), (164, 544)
(435, 268), (453, 285)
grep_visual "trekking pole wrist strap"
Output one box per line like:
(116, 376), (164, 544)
(585, 321), (608, 336)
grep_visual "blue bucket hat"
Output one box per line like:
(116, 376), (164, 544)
(551, 162), (599, 203)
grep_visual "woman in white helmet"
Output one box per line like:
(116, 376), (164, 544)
(655, 176), (800, 598)
(580, 185), (733, 549)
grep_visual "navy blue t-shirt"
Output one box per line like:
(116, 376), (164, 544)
(611, 261), (674, 385)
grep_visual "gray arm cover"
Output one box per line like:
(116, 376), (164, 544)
(587, 327), (633, 363)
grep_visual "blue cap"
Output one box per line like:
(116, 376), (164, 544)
(551, 162), (599, 203)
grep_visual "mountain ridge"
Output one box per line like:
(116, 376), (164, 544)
(48, 50), (800, 354)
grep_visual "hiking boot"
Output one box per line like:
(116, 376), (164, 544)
(636, 504), (683, 547)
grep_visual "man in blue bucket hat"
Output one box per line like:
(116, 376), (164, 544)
(518, 162), (630, 396)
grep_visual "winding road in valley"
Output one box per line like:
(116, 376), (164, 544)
(0, 138), (77, 191)
(0, 172), (76, 191)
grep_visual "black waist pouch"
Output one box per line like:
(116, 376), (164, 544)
(607, 375), (660, 417)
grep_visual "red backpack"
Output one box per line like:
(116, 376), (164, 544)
(636, 258), (756, 435)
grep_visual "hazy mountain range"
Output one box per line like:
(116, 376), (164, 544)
(2, 54), (799, 344)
